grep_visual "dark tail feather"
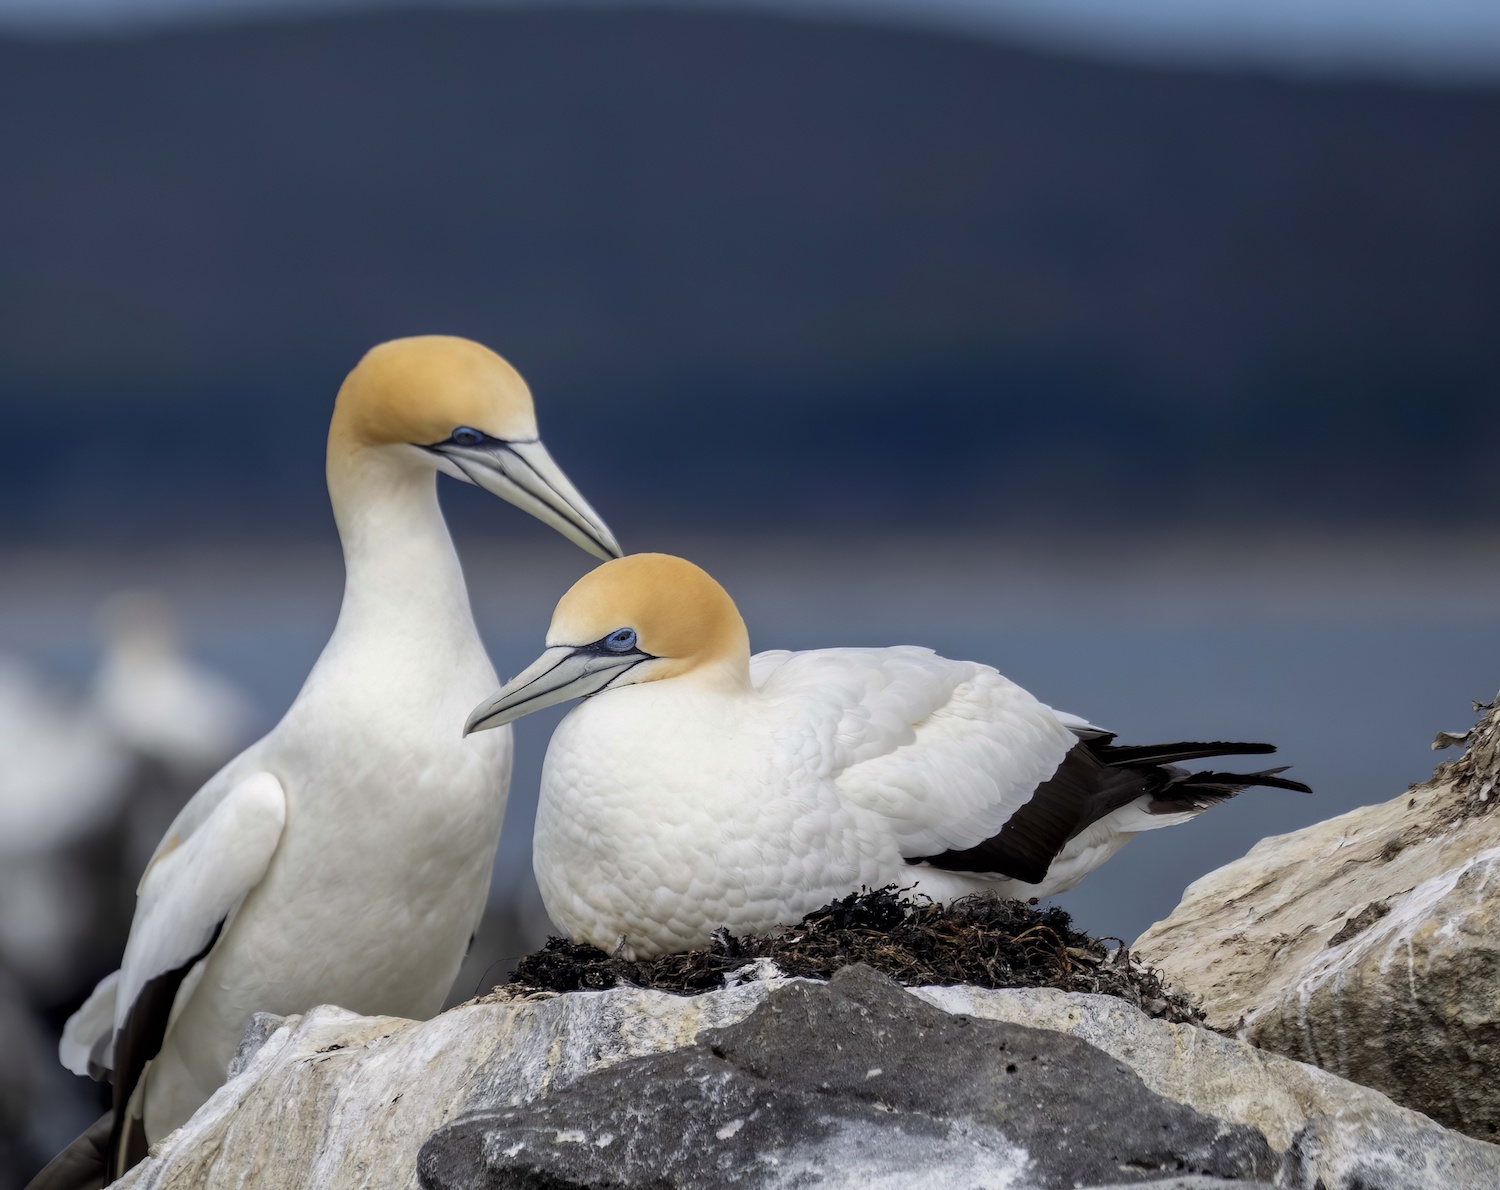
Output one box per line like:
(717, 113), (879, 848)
(1098, 740), (1278, 767)
(1175, 766), (1313, 795)
(1149, 765), (1313, 814)
(24, 1113), (110, 1190)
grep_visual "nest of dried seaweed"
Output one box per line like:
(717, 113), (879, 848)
(500, 887), (1204, 1026)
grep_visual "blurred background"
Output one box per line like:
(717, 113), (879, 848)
(1, 0), (1498, 1181)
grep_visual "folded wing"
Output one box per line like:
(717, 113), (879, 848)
(914, 734), (1312, 884)
(749, 647), (1309, 890)
(750, 646), (1078, 859)
(61, 769), (286, 1179)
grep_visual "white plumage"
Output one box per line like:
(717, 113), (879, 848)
(45, 336), (620, 1185)
(467, 553), (1307, 960)
(534, 645), (1075, 957)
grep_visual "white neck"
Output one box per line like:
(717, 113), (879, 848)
(315, 446), (486, 687)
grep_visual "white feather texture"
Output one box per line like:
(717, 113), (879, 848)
(534, 645), (1078, 959)
(51, 337), (619, 1162)
(114, 771), (286, 1040)
(59, 969), (117, 1078)
(501, 553), (1299, 963)
(62, 459), (514, 1145)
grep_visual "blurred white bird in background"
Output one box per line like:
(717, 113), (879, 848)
(89, 592), (261, 875)
(0, 596), (261, 1186)
(0, 660), (127, 860)
(0, 595), (260, 998)
(91, 591), (258, 778)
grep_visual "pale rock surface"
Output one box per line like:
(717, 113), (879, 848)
(419, 967), (1276, 1189)
(1135, 695), (1500, 1141)
(114, 965), (1499, 1190)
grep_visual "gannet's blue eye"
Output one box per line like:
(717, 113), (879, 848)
(451, 426), (484, 447)
(604, 628), (638, 653)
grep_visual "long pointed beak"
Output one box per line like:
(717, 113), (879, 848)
(437, 438), (622, 562)
(465, 644), (648, 734)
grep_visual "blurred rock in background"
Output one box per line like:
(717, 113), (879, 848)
(0, 596), (258, 1185)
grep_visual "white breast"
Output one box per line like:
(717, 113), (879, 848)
(142, 592), (513, 1138)
(532, 646), (1076, 958)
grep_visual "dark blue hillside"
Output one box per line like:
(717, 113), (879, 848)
(0, 7), (1496, 540)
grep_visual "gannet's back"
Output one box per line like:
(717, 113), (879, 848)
(749, 645), (1077, 859)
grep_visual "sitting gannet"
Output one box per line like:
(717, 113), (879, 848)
(465, 553), (1308, 960)
(38, 336), (620, 1189)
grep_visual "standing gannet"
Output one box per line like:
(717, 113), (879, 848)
(37, 336), (620, 1190)
(465, 553), (1308, 960)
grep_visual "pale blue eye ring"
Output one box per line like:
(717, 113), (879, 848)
(451, 426), (484, 447)
(604, 628), (638, 653)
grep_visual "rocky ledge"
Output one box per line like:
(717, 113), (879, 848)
(106, 699), (1500, 1189)
(116, 961), (1500, 1190)
(1135, 694), (1500, 1142)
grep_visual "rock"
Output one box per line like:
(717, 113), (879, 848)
(417, 966), (1277, 1189)
(1134, 694), (1500, 1142)
(117, 978), (779, 1190)
(924, 983), (1500, 1190)
(1086, 1184), (1268, 1190)
(116, 965), (1499, 1190)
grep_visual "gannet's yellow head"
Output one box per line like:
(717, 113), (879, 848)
(464, 553), (751, 733)
(329, 335), (621, 561)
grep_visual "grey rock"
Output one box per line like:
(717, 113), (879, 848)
(226, 1011), (285, 1079)
(118, 967), (1500, 1190)
(1278, 1102), (1500, 1190)
(1090, 1183), (1272, 1190)
(417, 966), (1277, 1190)
(1134, 695), (1500, 1142)
(921, 984), (1500, 1189)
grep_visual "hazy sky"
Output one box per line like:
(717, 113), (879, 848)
(1, 0), (1498, 83)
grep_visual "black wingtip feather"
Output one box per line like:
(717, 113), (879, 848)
(910, 734), (1310, 884)
(1098, 740), (1278, 767)
(105, 919), (225, 1182)
(1173, 767), (1313, 795)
